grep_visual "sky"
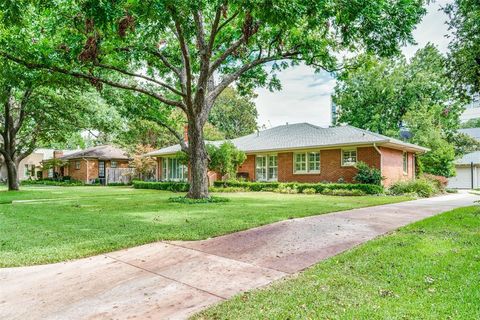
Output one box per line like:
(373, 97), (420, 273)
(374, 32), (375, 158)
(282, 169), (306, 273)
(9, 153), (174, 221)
(254, 0), (451, 129)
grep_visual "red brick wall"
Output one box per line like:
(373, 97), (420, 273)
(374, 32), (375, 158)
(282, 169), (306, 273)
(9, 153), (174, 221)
(237, 154), (256, 181)
(277, 147), (380, 183)
(67, 159), (129, 183)
(380, 147), (415, 186)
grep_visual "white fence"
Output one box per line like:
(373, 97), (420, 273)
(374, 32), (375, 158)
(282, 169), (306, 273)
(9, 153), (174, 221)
(106, 168), (135, 185)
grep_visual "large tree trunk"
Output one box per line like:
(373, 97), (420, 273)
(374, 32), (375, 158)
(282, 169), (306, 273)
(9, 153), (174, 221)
(5, 159), (19, 191)
(187, 119), (210, 199)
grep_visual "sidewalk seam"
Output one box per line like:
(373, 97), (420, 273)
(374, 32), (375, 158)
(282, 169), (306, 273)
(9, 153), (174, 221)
(105, 255), (228, 301)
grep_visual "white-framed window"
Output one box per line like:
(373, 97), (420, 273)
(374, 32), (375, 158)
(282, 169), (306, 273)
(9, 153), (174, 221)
(341, 148), (357, 166)
(48, 168), (54, 178)
(161, 157), (188, 181)
(111, 161), (118, 168)
(403, 152), (408, 174)
(75, 161), (81, 170)
(294, 152), (320, 174)
(256, 154), (277, 181)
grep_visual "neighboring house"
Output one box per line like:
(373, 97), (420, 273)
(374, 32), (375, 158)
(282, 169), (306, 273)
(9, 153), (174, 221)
(460, 94), (480, 122)
(146, 123), (428, 187)
(458, 128), (480, 141)
(45, 145), (130, 184)
(0, 149), (76, 182)
(448, 151), (480, 189)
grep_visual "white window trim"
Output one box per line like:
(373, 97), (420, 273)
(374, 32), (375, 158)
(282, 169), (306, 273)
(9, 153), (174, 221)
(75, 161), (81, 170)
(293, 152), (320, 174)
(403, 152), (408, 175)
(161, 157), (188, 182)
(341, 148), (358, 167)
(255, 154), (278, 182)
(111, 161), (118, 169)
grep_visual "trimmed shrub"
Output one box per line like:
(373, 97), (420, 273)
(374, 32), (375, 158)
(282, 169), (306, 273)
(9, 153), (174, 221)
(354, 161), (383, 185)
(445, 188), (458, 193)
(21, 179), (84, 186)
(107, 182), (131, 186)
(133, 181), (190, 192)
(209, 186), (246, 193)
(422, 174), (448, 192)
(302, 188), (316, 195)
(321, 189), (366, 196)
(274, 183), (299, 194)
(213, 180), (383, 195)
(389, 179), (438, 197)
(168, 196), (230, 204)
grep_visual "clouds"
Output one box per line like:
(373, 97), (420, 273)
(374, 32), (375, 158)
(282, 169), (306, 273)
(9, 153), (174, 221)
(254, 65), (335, 128)
(254, 1), (451, 128)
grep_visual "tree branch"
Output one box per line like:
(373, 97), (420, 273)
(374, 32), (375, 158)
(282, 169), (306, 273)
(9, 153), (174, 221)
(0, 51), (186, 110)
(95, 63), (185, 97)
(208, 52), (301, 106)
(171, 16), (193, 109)
(209, 35), (246, 74)
(14, 87), (33, 135)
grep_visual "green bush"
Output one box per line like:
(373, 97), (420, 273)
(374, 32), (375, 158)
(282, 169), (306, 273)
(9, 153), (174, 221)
(209, 186), (246, 193)
(321, 188), (366, 196)
(422, 174), (448, 192)
(389, 179), (439, 197)
(107, 182), (131, 186)
(354, 161), (383, 185)
(445, 188), (458, 193)
(21, 179), (84, 186)
(302, 188), (317, 195)
(168, 196), (230, 204)
(133, 181), (190, 192)
(213, 180), (383, 195)
(274, 183), (299, 194)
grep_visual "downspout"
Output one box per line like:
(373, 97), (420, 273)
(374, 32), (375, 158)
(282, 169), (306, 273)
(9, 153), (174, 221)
(472, 162), (474, 189)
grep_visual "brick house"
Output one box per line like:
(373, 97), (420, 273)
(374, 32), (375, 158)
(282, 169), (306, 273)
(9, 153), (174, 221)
(146, 123), (428, 187)
(44, 145), (130, 184)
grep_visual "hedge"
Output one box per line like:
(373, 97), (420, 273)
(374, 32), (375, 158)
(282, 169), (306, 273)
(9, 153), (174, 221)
(213, 181), (384, 195)
(21, 179), (84, 186)
(132, 181), (190, 192)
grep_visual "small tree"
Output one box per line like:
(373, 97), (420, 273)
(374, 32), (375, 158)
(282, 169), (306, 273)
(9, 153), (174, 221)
(130, 145), (157, 180)
(207, 142), (246, 179)
(354, 162), (384, 185)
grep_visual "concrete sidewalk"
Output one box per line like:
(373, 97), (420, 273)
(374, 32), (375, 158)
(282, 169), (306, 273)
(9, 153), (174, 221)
(1, 192), (477, 319)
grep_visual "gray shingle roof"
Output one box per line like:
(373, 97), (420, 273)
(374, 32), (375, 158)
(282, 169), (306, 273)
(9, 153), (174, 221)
(60, 145), (130, 160)
(146, 123), (429, 157)
(455, 151), (480, 165)
(459, 128), (480, 140)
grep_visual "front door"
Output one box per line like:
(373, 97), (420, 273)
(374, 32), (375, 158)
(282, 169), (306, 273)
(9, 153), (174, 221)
(98, 161), (106, 185)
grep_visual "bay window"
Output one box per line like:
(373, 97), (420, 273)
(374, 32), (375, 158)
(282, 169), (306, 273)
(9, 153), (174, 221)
(256, 154), (277, 181)
(294, 151), (320, 174)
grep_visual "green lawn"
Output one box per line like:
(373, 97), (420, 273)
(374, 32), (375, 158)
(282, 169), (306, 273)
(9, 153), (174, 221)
(195, 206), (480, 320)
(0, 186), (410, 267)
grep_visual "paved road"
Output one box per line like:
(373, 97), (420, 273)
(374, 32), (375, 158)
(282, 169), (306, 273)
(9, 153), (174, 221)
(1, 192), (477, 319)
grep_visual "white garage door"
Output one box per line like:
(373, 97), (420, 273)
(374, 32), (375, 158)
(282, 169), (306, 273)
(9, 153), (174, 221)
(448, 166), (478, 189)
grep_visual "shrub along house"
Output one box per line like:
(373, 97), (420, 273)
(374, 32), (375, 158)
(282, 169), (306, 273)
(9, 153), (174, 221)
(146, 123), (428, 187)
(43, 145), (130, 184)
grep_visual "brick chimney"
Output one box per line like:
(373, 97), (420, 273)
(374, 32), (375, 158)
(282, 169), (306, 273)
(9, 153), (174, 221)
(53, 150), (64, 159)
(183, 125), (188, 143)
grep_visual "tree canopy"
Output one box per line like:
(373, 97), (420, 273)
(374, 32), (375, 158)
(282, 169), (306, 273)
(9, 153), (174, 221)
(444, 0), (480, 95)
(209, 87), (258, 139)
(333, 45), (465, 177)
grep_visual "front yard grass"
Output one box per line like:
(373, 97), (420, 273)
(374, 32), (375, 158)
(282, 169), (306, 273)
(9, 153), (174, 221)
(195, 206), (480, 320)
(0, 186), (410, 267)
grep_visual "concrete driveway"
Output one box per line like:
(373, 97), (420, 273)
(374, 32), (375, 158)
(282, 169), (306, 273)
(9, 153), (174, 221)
(1, 192), (477, 319)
